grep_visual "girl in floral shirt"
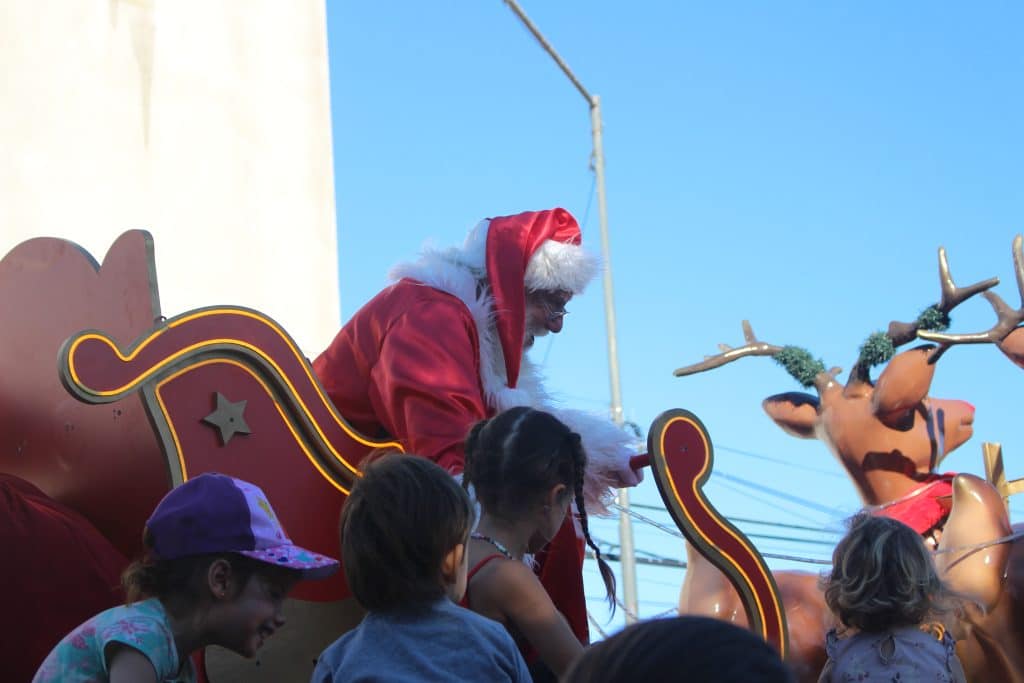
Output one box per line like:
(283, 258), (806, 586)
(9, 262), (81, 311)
(33, 473), (338, 682)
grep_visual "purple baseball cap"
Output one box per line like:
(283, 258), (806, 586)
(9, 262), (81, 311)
(146, 473), (339, 580)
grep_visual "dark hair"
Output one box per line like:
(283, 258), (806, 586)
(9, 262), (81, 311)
(341, 453), (474, 611)
(823, 513), (955, 632)
(564, 616), (793, 683)
(122, 528), (293, 612)
(462, 406), (616, 609)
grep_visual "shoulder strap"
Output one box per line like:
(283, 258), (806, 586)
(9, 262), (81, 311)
(460, 554), (509, 609)
(468, 553), (507, 582)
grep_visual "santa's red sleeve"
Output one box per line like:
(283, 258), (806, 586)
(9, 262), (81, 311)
(367, 301), (490, 474)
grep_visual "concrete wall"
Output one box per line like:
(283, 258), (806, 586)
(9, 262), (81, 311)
(0, 0), (340, 354)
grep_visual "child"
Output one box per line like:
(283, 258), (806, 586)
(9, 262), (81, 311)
(33, 473), (339, 682)
(460, 407), (616, 681)
(818, 513), (967, 682)
(312, 453), (531, 683)
(564, 615), (794, 683)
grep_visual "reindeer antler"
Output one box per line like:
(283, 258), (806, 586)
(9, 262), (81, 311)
(919, 235), (1024, 346)
(847, 244), (1000, 380)
(674, 321), (782, 377)
(884, 246), (1000, 348)
(675, 321), (831, 388)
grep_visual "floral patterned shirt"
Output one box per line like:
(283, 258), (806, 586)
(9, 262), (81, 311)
(821, 625), (966, 682)
(32, 598), (195, 683)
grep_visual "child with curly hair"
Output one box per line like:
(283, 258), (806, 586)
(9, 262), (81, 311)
(818, 513), (966, 682)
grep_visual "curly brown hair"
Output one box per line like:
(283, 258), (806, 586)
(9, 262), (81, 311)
(822, 513), (955, 632)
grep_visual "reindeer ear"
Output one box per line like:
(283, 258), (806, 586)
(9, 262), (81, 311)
(872, 345), (937, 418)
(762, 392), (820, 439)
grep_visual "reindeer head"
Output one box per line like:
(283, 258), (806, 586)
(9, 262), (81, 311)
(676, 248), (1001, 507)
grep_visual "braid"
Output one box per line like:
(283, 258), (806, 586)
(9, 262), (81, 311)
(569, 433), (616, 612)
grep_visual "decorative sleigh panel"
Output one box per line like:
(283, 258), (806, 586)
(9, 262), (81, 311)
(647, 409), (788, 657)
(0, 229), (404, 681)
(60, 305), (402, 603)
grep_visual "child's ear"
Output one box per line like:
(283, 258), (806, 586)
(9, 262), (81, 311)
(207, 558), (235, 600)
(441, 543), (465, 584)
(546, 483), (568, 509)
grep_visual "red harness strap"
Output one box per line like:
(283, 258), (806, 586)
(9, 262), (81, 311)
(873, 473), (955, 534)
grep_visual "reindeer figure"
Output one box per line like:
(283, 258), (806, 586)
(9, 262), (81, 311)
(674, 244), (1024, 682)
(676, 248), (995, 532)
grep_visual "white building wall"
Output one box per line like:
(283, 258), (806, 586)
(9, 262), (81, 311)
(0, 0), (340, 354)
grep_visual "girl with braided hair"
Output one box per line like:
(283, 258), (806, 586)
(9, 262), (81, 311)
(460, 407), (616, 682)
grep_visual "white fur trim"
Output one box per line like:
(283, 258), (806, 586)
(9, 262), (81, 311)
(525, 240), (600, 295)
(388, 246), (626, 517)
(462, 219), (599, 295)
(459, 219), (490, 271)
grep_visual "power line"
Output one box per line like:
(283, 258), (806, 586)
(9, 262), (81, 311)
(707, 477), (833, 526)
(713, 468), (849, 518)
(606, 506), (832, 566)
(628, 501), (842, 535)
(716, 443), (847, 480)
(589, 549), (686, 569)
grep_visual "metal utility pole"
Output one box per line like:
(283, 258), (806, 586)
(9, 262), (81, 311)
(502, 0), (639, 624)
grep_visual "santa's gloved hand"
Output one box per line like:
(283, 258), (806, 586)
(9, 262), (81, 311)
(609, 453), (644, 488)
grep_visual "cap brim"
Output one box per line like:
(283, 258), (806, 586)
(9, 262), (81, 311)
(239, 544), (340, 580)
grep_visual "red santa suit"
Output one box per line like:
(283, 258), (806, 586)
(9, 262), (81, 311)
(314, 207), (639, 647)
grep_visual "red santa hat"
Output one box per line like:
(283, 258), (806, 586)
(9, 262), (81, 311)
(463, 207), (598, 389)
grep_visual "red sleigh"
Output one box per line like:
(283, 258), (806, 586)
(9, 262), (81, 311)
(1, 231), (400, 681)
(1, 230), (788, 681)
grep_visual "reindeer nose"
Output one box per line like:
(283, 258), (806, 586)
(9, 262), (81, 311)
(957, 400), (975, 426)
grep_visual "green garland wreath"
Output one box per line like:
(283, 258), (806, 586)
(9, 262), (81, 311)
(855, 305), (951, 369)
(773, 346), (826, 389)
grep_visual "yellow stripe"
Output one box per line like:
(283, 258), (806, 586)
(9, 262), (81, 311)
(659, 416), (780, 637)
(66, 308), (402, 475)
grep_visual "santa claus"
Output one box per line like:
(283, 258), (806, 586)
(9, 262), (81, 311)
(313, 207), (642, 660)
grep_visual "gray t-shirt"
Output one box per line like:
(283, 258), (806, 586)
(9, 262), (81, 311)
(821, 626), (966, 682)
(312, 598), (531, 683)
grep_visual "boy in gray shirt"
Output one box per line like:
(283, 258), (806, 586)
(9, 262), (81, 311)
(312, 455), (530, 682)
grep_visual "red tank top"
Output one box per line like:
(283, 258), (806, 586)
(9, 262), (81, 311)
(459, 554), (533, 660)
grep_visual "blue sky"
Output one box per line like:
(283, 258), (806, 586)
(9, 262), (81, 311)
(325, 2), (1024, 635)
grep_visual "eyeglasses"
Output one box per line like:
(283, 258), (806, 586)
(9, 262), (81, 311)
(529, 291), (571, 322)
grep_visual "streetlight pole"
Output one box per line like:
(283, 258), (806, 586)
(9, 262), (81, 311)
(502, 0), (639, 624)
